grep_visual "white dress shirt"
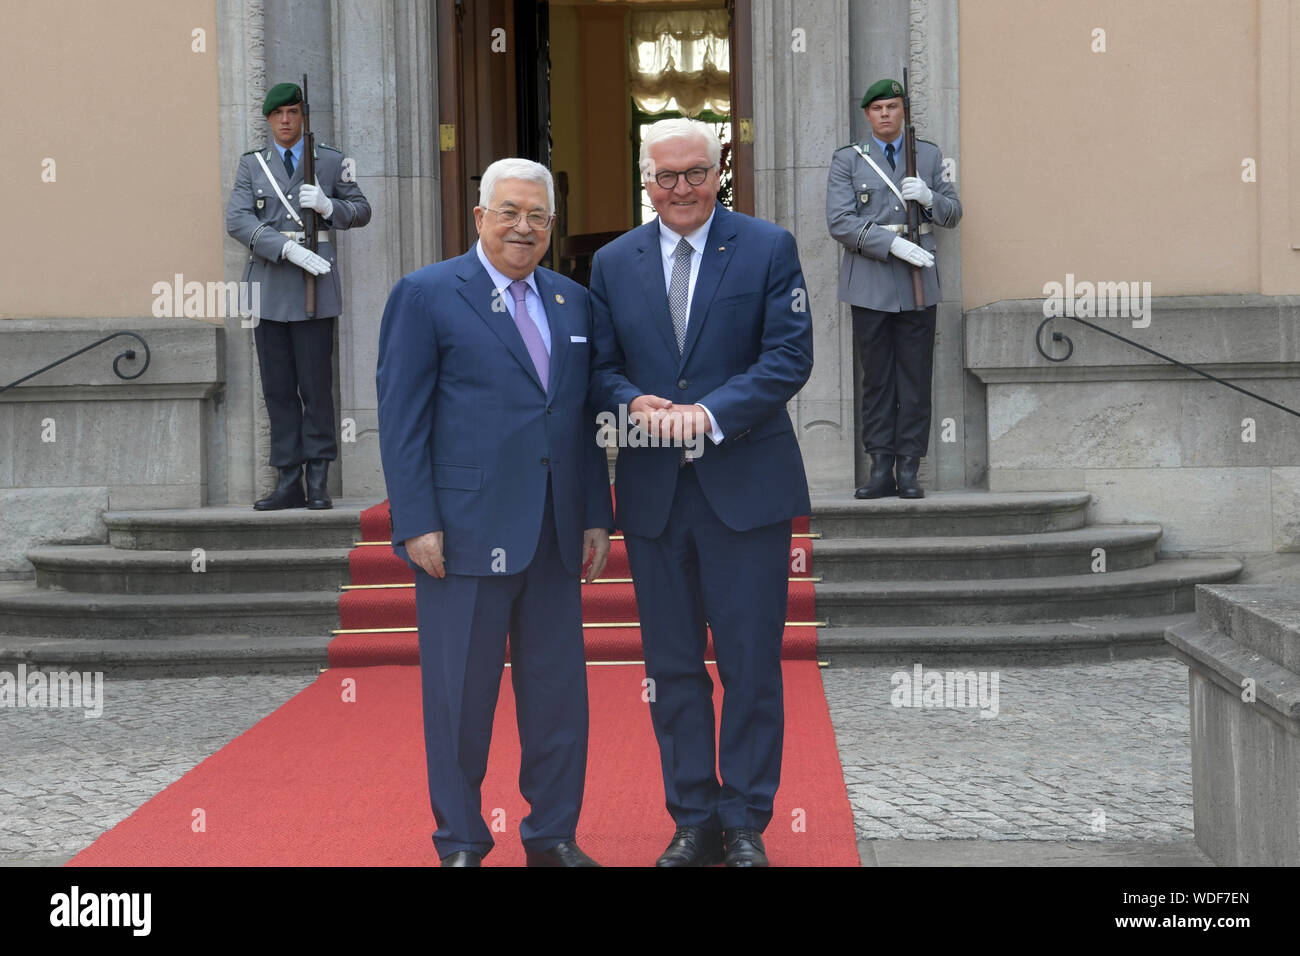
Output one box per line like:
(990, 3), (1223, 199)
(658, 212), (724, 444)
(475, 240), (551, 354)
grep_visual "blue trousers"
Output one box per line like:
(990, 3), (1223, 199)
(413, 486), (588, 859)
(624, 465), (791, 832)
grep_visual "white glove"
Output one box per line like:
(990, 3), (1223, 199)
(900, 176), (933, 208)
(298, 183), (334, 219)
(281, 240), (332, 276)
(889, 235), (935, 268)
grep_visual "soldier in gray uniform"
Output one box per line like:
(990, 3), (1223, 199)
(826, 78), (961, 499)
(226, 81), (371, 510)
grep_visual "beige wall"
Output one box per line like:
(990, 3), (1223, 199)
(0, 0), (221, 319)
(959, 0), (1298, 308)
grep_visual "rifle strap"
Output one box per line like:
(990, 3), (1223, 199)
(254, 151), (305, 229)
(854, 144), (906, 206)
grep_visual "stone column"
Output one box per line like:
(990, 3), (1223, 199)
(908, 0), (981, 490)
(330, 0), (440, 499)
(751, 0), (857, 494)
(217, 0), (271, 505)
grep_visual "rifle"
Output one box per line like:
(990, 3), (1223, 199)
(901, 68), (925, 310)
(301, 73), (317, 318)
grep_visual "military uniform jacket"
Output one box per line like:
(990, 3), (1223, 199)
(825, 138), (961, 313)
(225, 142), (371, 322)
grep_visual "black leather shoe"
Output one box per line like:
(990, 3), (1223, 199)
(253, 465), (306, 511)
(525, 840), (601, 867)
(305, 459), (333, 510)
(655, 825), (724, 867)
(440, 850), (481, 867)
(723, 827), (769, 867)
(896, 456), (925, 499)
(854, 454), (897, 499)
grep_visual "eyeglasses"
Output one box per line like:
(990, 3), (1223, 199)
(651, 165), (715, 190)
(486, 207), (555, 230)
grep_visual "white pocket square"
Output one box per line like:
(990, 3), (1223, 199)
(570, 335), (587, 343)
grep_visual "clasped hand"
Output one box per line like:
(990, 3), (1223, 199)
(628, 394), (709, 441)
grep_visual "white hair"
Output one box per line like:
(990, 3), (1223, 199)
(478, 157), (555, 213)
(639, 118), (721, 182)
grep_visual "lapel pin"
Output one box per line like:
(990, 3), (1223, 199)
(554, 293), (565, 304)
(718, 246), (725, 252)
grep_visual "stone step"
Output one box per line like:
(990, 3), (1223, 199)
(817, 614), (1193, 664)
(0, 634), (330, 677)
(814, 524), (1161, 581)
(0, 583), (339, 639)
(810, 491), (1092, 538)
(103, 499), (377, 551)
(814, 557), (1242, 626)
(28, 546), (353, 594)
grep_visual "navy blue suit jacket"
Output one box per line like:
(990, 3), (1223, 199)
(376, 248), (613, 577)
(589, 203), (813, 537)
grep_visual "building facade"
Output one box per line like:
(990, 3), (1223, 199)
(1, 0), (1297, 581)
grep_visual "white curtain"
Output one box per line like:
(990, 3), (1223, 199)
(629, 9), (731, 117)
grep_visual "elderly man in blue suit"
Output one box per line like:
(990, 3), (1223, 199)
(589, 119), (814, 867)
(376, 158), (613, 867)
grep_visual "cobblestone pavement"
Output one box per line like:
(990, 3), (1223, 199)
(0, 657), (1194, 864)
(820, 657), (1193, 842)
(0, 672), (318, 864)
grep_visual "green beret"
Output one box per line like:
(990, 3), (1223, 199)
(861, 78), (905, 107)
(262, 82), (303, 115)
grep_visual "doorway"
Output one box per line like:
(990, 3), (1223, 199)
(437, 0), (753, 283)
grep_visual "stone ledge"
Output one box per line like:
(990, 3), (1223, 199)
(966, 294), (1300, 377)
(1167, 620), (1300, 738)
(0, 317), (222, 389)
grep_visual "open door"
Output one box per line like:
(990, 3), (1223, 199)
(439, 0), (751, 268)
(437, 0), (550, 259)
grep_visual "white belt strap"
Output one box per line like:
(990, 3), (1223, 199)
(854, 145), (906, 206)
(877, 222), (932, 236)
(254, 151), (305, 228)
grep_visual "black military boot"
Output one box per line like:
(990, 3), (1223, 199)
(896, 456), (925, 499)
(305, 459), (333, 510)
(855, 454), (897, 499)
(254, 464), (306, 511)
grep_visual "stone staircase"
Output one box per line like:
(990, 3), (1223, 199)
(0, 490), (1245, 674)
(811, 491), (1243, 662)
(0, 501), (376, 675)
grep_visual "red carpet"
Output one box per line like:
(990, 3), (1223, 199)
(68, 499), (858, 867)
(69, 662), (858, 867)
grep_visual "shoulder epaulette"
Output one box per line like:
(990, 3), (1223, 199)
(241, 147), (262, 156)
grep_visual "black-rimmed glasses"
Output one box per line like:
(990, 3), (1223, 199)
(651, 165), (715, 190)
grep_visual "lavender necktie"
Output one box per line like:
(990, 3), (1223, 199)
(508, 279), (549, 390)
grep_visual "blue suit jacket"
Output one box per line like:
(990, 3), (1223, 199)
(589, 204), (813, 538)
(376, 248), (613, 576)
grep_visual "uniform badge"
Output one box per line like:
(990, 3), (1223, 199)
(256, 198), (266, 210)
(554, 294), (565, 304)
(859, 191), (870, 204)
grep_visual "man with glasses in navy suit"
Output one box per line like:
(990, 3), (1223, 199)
(377, 158), (613, 867)
(589, 119), (814, 867)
